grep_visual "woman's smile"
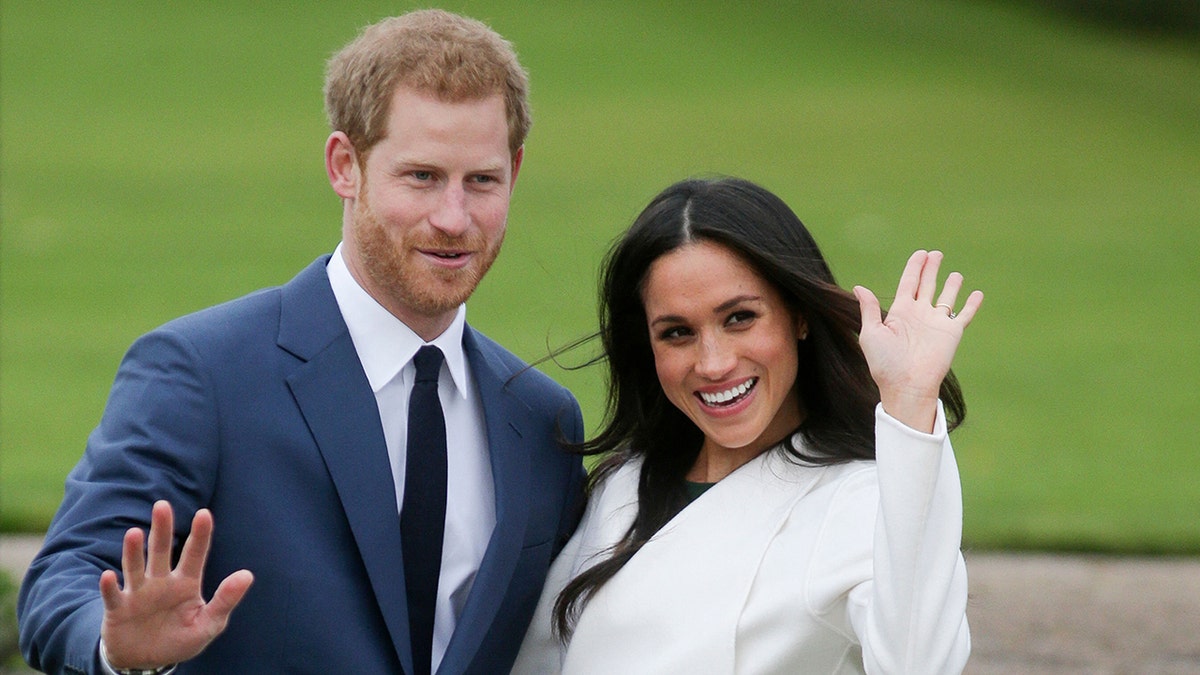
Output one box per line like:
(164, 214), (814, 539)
(696, 376), (758, 408)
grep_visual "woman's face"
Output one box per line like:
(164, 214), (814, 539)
(641, 240), (805, 468)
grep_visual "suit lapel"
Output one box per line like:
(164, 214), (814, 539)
(279, 257), (415, 674)
(279, 271), (537, 674)
(438, 327), (532, 673)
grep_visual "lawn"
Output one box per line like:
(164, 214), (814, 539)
(2, 0), (1198, 551)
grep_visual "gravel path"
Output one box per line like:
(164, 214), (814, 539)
(964, 551), (1200, 674)
(4, 535), (1199, 673)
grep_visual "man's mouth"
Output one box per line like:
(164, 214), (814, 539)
(422, 249), (470, 261)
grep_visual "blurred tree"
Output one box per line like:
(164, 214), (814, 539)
(1030, 0), (1200, 35)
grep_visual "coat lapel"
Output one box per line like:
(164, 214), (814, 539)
(565, 450), (824, 672)
(278, 257), (414, 674)
(438, 327), (532, 673)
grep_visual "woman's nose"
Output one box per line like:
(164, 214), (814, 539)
(694, 334), (736, 380)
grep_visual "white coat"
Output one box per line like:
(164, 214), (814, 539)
(513, 403), (970, 674)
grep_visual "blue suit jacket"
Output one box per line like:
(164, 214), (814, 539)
(18, 257), (586, 674)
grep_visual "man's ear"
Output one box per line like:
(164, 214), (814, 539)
(509, 145), (524, 193)
(326, 131), (360, 199)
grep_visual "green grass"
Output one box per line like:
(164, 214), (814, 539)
(2, 1), (1198, 552)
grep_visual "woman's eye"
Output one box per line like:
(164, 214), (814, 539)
(727, 310), (756, 326)
(658, 326), (690, 340)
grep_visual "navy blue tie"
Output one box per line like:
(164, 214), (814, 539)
(401, 345), (447, 675)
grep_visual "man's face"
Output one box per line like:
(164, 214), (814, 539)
(342, 86), (520, 339)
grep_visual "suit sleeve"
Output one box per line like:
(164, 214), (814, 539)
(552, 395), (587, 557)
(845, 401), (971, 674)
(18, 328), (222, 675)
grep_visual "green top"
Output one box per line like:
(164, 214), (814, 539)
(684, 480), (716, 503)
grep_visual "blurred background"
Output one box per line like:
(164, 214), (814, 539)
(3, 0), (1198, 670)
(2, 0), (1197, 612)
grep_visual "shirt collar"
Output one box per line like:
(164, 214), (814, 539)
(326, 243), (471, 398)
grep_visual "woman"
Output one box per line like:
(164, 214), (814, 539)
(514, 177), (981, 674)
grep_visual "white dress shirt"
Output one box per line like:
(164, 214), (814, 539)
(327, 244), (496, 672)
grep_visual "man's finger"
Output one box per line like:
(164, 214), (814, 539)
(176, 509), (215, 579)
(121, 527), (146, 590)
(146, 501), (176, 577)
(205, 570), (255, 625)
(99, 569), (123, 612)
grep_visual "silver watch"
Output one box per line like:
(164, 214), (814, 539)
(111, 667), (176, 675)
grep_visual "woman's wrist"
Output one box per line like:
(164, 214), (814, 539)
(878, 390), (939, 434)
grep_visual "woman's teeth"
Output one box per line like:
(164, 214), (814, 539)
(698, 377), (757, 406)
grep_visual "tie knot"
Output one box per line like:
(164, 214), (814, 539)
(412, 345), (444, 384)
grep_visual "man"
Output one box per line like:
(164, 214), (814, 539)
(18, 10), (585, 674)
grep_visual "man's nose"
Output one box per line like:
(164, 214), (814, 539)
(429, 183), (470, 235)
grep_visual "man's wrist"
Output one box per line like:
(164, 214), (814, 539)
(99, 637), (178, 675)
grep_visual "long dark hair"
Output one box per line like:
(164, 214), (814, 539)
(552, 177), (967, 639)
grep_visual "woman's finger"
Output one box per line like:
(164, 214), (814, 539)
(894, 250), (928, 301)
(935, 271), (964, 315)
(953, 289), (985, 326)
(853, 285), (883, 332)
(916, 250), (944, 302)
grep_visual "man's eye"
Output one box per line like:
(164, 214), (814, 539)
(412, 171), (433, 181)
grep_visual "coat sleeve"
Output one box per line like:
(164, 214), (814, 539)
(512, 460), (640, 674)
(552, 396), (588, 557)
(17, 328), (221, 675)
(846, 401), (971, 674)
